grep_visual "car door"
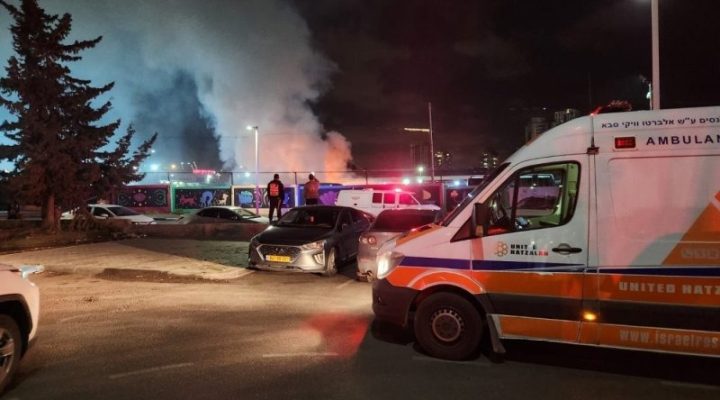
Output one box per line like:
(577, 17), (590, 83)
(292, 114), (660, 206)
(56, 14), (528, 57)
(347, 209), (372, 256)
(471, 158), (589, 345)
(334, 209), (355, 259)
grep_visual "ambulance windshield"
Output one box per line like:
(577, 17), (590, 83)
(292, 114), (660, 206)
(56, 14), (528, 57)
(441, 163), (509, 226)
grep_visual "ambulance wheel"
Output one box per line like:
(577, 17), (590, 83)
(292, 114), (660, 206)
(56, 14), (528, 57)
(322, 248), (338, 277)
(414, 292), (483, 360)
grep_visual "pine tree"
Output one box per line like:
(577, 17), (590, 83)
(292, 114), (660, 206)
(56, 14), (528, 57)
(0, 0), (156, 229)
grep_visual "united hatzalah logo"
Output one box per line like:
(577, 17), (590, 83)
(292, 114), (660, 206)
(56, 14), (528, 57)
(495, 242), (509, 257)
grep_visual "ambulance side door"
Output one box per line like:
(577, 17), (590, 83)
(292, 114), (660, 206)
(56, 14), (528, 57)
(474, 157), (589, 344)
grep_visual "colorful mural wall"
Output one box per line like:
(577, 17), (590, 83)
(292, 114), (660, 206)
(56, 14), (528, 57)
(119, 182), (450, 213)
(116, 185), (170, 212)
(173, 187), (232, 211)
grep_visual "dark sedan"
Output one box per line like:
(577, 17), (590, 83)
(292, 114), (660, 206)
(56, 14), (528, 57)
(248, 206), (374, 276)
(180, 206), (270, 224)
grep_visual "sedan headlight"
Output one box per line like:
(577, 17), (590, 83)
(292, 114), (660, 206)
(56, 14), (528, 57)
(301, 240), (326, 251)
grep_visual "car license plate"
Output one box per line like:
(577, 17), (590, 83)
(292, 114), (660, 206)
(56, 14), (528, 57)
(266, 255), (291, 263)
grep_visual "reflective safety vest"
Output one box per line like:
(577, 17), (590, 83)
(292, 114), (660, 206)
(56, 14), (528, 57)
(269, 182), (280, 197)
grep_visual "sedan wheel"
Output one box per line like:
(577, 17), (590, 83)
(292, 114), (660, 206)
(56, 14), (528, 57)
(322, 248), (338, 277)
(0, 315), (22, 394)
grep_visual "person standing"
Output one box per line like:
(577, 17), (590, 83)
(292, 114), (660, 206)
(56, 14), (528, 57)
(267, 174), (284, 222)
(304, 174), (320, 205)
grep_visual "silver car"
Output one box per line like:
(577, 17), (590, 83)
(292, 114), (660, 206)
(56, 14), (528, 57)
(248, 206), (373, 276)
(356, 209), (443, 281)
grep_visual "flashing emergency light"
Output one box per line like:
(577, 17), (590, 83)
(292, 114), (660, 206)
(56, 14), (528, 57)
(614, 136), (636, 149)
(402, 178), (410, 185)
(453, 180), (460, 186)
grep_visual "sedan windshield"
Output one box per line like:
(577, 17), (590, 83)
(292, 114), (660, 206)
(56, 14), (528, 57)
(276, 208), (339, 228)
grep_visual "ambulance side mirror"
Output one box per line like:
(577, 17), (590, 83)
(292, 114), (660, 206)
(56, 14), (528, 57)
(472, 203), (490, 237)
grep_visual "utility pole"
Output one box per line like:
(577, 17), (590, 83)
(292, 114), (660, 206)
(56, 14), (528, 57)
(428, 102), (435, 183)
(651, 0), (660, 109)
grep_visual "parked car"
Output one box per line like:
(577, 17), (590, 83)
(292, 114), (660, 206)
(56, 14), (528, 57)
(0, 264), (43, 394)
(61, 204), (156, 225)
(179, 206), (269, 225)
(248, 205), (374, 276)
(357, 209), (444, 281)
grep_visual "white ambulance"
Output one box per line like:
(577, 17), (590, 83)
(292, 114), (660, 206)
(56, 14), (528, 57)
(335, 189), (441, 217)
(373, 106), (720, 360)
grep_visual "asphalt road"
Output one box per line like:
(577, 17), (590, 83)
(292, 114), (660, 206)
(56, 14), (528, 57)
(2, 239), (719, 400)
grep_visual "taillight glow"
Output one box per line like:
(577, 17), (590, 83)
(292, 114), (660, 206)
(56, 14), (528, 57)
(360, 235), (377, 245)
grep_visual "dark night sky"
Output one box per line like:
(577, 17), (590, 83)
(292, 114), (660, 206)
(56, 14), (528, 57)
(2, 0), (720, 174)
(293, 0), (720, 169)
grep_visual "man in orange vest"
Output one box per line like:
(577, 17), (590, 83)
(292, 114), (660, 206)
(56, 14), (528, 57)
(267, 174), (284, 222)
(304, 174), (320, 205)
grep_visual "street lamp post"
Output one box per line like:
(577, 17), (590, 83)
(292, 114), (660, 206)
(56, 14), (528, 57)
(246, 125), (260, 214)
(651, 0), (660, 109)
(427, 102), (435, 183)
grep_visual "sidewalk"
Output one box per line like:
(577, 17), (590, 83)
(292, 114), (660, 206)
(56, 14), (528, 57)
(0, 238), (250, 281)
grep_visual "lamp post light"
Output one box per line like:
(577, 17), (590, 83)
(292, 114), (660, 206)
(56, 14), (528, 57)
(246, 125), (260, 214)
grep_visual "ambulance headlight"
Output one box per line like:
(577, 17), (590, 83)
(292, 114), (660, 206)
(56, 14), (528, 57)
(377, 250), (404, 279)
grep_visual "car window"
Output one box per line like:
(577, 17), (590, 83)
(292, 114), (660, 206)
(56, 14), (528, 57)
(398, 193), (415, 205)
(339, 210), (352, 227)
(108, 206), (140, 216)
(236, 208), (259, 217)
(350, 209), (366, 223)
(373, 211), (438, 232)
(197, 208), (218, 218)
(372, 193), (382, 204)
(484, 162), (580, 235)
(92, 207), (109, 216)
(383, 193), (396, 205)
(217, 208), (239, 220)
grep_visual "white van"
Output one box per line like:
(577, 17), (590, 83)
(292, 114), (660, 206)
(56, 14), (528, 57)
(372, 106), (720, 360)
(335, 189), (441, 217)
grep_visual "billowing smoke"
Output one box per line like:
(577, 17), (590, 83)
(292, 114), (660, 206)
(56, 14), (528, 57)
(0, 0), (353, 180)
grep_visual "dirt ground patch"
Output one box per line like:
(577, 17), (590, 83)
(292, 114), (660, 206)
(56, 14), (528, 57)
(96, 268), (232, 284)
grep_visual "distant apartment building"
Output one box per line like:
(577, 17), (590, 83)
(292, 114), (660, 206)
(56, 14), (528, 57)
(412, 143), (454, 170)
(525, 108), (581, 143)
(480, 152), (500, 170)
(434, 151), (452, 169)
(411, 143), (430, 169)
(524, 116), (549, 143)
(551, 108), (582, 127)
